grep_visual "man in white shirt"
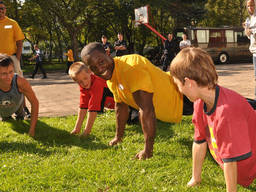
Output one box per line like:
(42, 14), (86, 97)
(179, 33), (191, 50)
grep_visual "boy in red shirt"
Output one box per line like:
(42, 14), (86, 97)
(170, 47), (256, 191)
(69, 62), (114, 137)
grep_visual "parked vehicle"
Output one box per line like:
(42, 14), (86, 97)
(176, 26), (251, 64)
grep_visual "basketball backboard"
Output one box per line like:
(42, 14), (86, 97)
(134, 5), (149, 27)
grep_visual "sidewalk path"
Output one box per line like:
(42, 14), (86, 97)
(25, 72), (80, 117)
(216, 63), (254, 99)
(25, 63), (255, 117)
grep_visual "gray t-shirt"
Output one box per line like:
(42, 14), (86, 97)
(0, 74), (24, 117)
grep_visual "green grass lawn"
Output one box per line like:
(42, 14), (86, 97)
(0, 112), (255, 191)
(22, 60), (66, 74)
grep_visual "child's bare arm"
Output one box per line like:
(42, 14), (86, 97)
(224, 162), (237, 192)
(82, 111), (97, 136)
(71, 108), (87, 134)
(187, 142), (207, 187)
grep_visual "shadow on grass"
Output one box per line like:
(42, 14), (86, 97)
(7, 119), (108, 152)
(156, 120), (175, 139)
(126, 120), (175, 140)
(248, 185), (256, 191)
(0, 141), (52, 156)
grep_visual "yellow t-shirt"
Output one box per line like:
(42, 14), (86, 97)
(0, 17), (25, 55)
(107, 54), (183, 123)
(65, 49), (74, 62)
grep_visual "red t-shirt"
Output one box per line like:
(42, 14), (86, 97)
(192, 85), (256, 187)
(80, 74), (115, 112)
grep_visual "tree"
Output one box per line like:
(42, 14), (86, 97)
(200, 0), (247, 27)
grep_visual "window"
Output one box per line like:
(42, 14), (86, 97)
(210, 31), (221, 38)
(196, 30), (209, 43)
(225, 30), (234, 43)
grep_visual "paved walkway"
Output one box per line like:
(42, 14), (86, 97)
(25, 72), (80, 117)
(216, 63), (254, 99)
(24, 63), (255, 117)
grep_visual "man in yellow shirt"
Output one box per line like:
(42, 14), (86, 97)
(81, 42), (193, 159)
(64, 48), (74, 74)
(0, 1), (24, 76)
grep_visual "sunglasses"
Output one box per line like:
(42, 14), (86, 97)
(0, 7), (6, 10)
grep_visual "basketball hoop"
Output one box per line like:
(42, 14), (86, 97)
(134, 5), (167, 41)
(134, 6), (149, 27)
(134, 20), (143, 27)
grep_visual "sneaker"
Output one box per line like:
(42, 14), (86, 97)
(41, 76), (47, 79)
(24, 107), (31, 119)
(15, 115), (24, 121)
(2, 116), (13, 121)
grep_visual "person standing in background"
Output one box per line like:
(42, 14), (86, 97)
(101, 35), (112, 56)
(0, 1), (23, 75)
(114, 32), (128, 56)
(244, 0), (256, 99)
(179, 33), (191, 50)
(30, 44), (47, 79)
(64, 47), (74, 74)
(161, 33), (180, 71)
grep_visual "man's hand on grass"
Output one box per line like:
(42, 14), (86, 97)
(109, 137), (122, 146)
(135, 149), (152, 160)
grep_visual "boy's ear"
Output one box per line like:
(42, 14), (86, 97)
(184, 77), (196, 88)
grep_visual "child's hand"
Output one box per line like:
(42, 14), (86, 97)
(70, 128), (80, 135)
(81, 129), (91, 137)
(187, 177), (201, 187)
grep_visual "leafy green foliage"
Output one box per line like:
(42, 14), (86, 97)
(200, 0), (247, 27)
(0, 112), (254, 191)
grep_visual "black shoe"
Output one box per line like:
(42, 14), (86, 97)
(15, 115), (24, 121)
(2, 116), (13, 121)
(29, 76), (34, 79)
(24, 107), (31, 119)
(41, 76), (47, 79)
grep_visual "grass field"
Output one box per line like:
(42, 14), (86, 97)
(0, 112), (255, 191)
(22, 60), (66, 74)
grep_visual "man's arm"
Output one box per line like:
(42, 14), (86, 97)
(82, 111), (97, 136)
(16, 40), (23, 61)
(133, 90), (156, 160)
(109, 102), (129, 146)
(18, 77), (39, 137)
(224, 162), (237, 192)
(114, 42), (127, 51)
(119, 42), (127, 50)
(187, 142), (207, 187)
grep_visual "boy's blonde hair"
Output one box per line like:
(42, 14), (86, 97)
(68, 61), (90, 80)
(170, 47), (218, 89)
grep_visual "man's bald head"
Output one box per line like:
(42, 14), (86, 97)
(81, 42), (106, 65)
